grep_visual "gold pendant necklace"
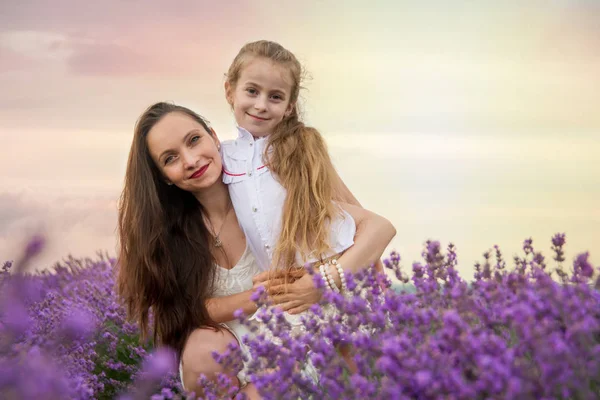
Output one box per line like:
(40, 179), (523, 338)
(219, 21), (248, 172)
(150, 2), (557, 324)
(206, 203), (233, 248)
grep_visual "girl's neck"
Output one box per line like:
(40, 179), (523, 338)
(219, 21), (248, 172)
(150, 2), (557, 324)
(193, 181), (231, 219)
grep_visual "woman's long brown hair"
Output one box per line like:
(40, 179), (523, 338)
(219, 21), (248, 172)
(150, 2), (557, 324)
(225, 40), (342, 272)
(116, 102), (219, 359)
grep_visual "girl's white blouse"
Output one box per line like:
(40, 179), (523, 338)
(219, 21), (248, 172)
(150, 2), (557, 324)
(221, 126), (356, 271)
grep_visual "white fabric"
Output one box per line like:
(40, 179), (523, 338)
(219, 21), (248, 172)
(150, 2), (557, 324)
(178, 245), (318, 391)
(221, 126), (356, 271)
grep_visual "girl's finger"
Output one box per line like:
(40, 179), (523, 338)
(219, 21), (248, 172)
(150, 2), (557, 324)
(265, 279), (287, 289)
(288, 304), (310, 315)
(267, 284), (289, 295)
(271, 293), (292, 304)
(280, 300), (303, 312)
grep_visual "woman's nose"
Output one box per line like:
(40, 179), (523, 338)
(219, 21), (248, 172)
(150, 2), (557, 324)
(182, 151), (197, 169)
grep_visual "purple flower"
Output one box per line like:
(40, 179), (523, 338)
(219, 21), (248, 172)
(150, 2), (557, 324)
(573, 252), (594, 278)
(60, 307), (96, 340)
(551, 233), (566, 248)
(25, 235), (46, 259)
(1, 233), (599, 399)
(1, 298), (30, 335)
(140, 347), (177, 381)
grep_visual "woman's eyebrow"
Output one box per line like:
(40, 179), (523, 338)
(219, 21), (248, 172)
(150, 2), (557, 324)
(158, 129), (201, 160)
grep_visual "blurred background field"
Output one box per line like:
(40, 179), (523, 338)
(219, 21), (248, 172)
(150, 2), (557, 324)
(0, 1), (598, 276)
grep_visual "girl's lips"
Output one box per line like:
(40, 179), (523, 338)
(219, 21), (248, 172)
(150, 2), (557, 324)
(190, 164), (209, 179)
(246, 113), (269, 121)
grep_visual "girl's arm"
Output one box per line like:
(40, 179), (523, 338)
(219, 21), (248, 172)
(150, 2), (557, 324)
(334, 202), (396, 275)
(256, 203), (396, 314)
(332, 168), (362, 207)
(205, 290), (258, 323)
(332, 169), (387, 275)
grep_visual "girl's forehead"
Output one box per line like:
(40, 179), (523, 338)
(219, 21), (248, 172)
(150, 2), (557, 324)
(239, 57), (294, 90)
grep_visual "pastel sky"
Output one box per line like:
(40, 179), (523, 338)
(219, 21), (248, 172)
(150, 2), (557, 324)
(1, 0), (598, 278)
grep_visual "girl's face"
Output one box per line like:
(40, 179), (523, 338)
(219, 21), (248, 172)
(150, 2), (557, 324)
(146, 112), (222, 193)
(226, 57), (295, 138)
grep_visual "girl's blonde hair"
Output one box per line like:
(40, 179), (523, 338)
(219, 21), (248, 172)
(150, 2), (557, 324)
(225, 40), (341, 272)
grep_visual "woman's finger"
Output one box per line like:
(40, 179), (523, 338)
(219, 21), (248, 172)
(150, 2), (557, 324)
(252, 271), (269, 283)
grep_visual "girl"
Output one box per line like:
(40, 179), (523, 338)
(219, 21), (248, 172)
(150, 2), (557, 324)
(221, 40), (391, 312)
(116, 102), (394, 397)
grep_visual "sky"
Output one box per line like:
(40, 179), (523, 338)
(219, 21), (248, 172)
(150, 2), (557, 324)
(1, 0), (598, 278)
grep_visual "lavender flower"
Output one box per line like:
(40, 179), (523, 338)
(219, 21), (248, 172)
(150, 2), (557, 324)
(0, 233), (599, 399)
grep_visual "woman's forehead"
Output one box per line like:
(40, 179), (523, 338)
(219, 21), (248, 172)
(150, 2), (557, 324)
(146, 113), (206, 154)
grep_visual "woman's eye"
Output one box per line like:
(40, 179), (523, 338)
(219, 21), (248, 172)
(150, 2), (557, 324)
(190, 135), (200, 144)
(164, 155), (175, 165)
(246, 88), (257, 95)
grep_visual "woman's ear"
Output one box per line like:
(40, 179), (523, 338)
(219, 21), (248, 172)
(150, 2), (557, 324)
(210, 127), (221, 150)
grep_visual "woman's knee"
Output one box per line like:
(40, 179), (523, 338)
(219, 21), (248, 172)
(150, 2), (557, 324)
(181, 327), (238, 391)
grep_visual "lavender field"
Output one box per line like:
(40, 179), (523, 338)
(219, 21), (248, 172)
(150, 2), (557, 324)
(1, 234), (599, 399)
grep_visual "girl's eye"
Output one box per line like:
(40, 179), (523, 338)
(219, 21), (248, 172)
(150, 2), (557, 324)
(271, 94), (283, 100)
(190, 135), (200, 144)
(164, 155), (175, 165)
(246, 88), (257, 95)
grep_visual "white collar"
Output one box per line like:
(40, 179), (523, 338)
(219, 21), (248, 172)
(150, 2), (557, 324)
(236, 126), (270, 144)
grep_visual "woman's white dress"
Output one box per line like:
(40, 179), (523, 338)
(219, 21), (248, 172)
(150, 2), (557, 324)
(179, 244), (259, 389)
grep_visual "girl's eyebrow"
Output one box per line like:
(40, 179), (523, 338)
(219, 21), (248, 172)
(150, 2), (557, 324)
(245, 81), (288, 94)
(245, 81), (263, 88)
(158, 129), (201, 160)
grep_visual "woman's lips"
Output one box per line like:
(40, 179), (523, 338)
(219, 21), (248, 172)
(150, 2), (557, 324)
(190, 164), (209, 179)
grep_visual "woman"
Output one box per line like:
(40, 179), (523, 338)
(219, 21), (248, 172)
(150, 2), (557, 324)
(116, 102), (395, 397)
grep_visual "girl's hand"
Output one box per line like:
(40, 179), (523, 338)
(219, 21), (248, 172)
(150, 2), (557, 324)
(252, 268), (305, 289)
(265, 273), (322, 315)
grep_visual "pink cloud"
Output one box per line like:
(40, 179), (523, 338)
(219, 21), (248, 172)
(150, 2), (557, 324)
(0, 191), (119, 272)
(0, 45), (37, 73)
(65, 40), (182, 77)
(0, 0), (282, 78)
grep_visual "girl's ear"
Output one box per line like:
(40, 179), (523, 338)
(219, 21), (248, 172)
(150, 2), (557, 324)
(285, 102), (295, 117)
(224, 81), (234, 106)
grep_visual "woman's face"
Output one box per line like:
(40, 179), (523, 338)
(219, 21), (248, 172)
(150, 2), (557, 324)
(146, 112), (222, 193)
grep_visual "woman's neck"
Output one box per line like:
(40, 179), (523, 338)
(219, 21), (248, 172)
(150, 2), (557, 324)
(193, 181), (231, 219)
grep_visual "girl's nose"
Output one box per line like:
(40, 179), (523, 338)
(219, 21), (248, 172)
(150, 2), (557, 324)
(254, 95), (267, 111)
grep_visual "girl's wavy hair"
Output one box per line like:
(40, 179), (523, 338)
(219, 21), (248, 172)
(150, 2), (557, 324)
(116, 102), (219, 359)
(225, 40), (342, 272)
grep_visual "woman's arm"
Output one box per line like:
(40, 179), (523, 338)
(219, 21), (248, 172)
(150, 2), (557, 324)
(205, 290), (258, 323)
